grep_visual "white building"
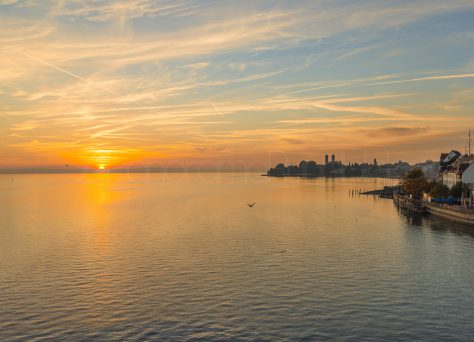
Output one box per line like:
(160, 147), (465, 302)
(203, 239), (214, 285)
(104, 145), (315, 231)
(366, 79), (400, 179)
(439, 153), (473, 189)
(461, 163), (474, 185)
(462, 164), (474, 206)
(441, 171), (461, 189)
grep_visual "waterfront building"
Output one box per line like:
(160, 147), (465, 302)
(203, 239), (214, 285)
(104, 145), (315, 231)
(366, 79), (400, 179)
(439, 150), (462, 188)
(461, 163), (474, 184)
(439, 150), (461, 168)
(439, 152), (474, 189)
(467, 184), (474, 206)
(462, 165), (474, 206)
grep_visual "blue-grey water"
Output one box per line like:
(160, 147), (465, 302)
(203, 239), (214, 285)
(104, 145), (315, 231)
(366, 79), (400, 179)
(1, 173), (474, 341)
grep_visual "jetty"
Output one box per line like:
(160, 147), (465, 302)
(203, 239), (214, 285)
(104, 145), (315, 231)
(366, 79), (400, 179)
(361, 186), (397, 198)
(393, 191), (425, 213)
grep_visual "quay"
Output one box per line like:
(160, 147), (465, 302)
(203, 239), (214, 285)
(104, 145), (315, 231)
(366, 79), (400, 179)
(393, 191), (474, 225)
(425, 202), (474, 225)
(392, 144), (474, 225)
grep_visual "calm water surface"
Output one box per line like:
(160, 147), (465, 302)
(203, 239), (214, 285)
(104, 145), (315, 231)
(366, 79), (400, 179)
(1, 173), (474, 341)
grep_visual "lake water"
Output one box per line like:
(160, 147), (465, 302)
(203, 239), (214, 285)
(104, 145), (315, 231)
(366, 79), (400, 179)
(1, 173), (474, 341)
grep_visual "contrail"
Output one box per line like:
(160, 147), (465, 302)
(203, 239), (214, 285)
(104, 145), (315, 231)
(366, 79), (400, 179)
(21, 52), (122, 97)
(285, 82), (359, 95)
(282, 73), (474, 96)
(369, 73), (474, 86)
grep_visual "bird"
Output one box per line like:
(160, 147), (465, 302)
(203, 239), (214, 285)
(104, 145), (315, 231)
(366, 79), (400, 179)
(247, 202), (256, 207)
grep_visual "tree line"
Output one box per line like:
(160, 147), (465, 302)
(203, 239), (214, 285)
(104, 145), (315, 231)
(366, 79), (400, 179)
(402, 169), (463, 198)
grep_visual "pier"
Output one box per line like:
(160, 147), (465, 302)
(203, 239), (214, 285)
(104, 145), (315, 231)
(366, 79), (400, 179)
(393, 192), (425, 213)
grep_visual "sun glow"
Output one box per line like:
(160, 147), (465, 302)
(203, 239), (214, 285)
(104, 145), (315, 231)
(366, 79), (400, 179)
(98, 164), (106, 170)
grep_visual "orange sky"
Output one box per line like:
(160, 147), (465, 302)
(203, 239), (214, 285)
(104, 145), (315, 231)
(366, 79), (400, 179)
(1, 1), (474, 171)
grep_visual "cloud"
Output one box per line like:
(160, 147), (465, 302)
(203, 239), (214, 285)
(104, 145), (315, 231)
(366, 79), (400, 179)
(1, 1), (474, 167)
(283, 138), (305, 145)
(229, 63), (247, 71)
(182, 62), (209, 69)
(334, 45), (377, 62)
(366, 126), (429, 138)
(52, 1), (198, 27)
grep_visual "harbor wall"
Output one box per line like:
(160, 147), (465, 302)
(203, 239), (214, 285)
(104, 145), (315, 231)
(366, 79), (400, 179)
(425, 203), (474, 225)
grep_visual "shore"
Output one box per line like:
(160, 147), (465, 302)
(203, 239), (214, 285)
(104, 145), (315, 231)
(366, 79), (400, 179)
(393, 192), (474, 225)
(425, 202), (474, 225)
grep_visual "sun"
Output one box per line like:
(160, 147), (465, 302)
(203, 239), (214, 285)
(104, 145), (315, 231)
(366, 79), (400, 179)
(98, 164), (106, 170)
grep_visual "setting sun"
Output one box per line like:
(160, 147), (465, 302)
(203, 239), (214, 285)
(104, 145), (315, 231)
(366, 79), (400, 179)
(98, 165), (106, 170)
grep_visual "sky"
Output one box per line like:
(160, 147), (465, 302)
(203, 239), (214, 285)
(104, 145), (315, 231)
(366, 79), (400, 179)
(1, 0), (474, 171)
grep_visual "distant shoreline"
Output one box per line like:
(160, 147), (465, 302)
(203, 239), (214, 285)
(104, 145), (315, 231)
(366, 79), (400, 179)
(264, 174), (400, 179)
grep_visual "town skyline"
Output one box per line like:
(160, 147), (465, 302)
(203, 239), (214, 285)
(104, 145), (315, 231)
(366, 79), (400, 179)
(1, 1), (474, 170)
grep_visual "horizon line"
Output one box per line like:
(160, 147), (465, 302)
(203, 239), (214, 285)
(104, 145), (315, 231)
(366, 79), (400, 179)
(0, 158), (437, 174)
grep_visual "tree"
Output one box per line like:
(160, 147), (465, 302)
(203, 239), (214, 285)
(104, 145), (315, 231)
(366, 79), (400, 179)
(267, 163), (287, 176)
(307, 161), (318, 175)
(299, 160), (308, 174)
(287, 165), (298, 175)
(405, 168), (424, 179)
(402, 168), (429, 196)
(428, 181), (450, 197)
(450, 182), (463, 198)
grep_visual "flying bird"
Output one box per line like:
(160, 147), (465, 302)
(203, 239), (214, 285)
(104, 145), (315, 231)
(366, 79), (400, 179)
(247, 203), (256, 207)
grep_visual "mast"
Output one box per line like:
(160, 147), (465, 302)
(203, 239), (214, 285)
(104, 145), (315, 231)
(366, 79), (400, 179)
(469, 128), (471, 156)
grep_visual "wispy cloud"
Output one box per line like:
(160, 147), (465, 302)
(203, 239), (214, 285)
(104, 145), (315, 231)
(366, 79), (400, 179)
(369, 73), (474, 86)
(1, 0), (474, 168)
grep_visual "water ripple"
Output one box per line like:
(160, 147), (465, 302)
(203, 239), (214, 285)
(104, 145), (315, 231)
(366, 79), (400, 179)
(1, 174), (474, 341)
